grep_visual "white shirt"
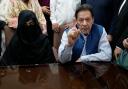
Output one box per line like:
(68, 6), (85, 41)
(58, 27), (112, 63)
(50, 0), (81, 25)
(118, 0), (126, 14)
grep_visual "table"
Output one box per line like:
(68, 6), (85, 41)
(0, 62), (127, 89)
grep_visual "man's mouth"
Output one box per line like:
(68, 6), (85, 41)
(81, 29), (89, 36)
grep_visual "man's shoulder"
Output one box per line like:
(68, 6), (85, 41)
(93, 24), (104, 29)
(92, 24), (104, 37)
(92, 24), (104, 32)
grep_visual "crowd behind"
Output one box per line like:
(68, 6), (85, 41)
(0, 0), (128, 70)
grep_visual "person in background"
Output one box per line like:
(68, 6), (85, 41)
(108, 0), (128, 59)
(38, 0), (53, 46)
(0, 0), (11, 54)
(0, 10), (55, 66)
(58, 4), (112, 63)
(4, 0), (46, 45)
(50, 0), (81, 60)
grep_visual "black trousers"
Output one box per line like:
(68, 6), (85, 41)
(44, 13), (53, 46)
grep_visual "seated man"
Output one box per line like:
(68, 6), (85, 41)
(58, 4), (112, 63)
(0, 10), (55, 66)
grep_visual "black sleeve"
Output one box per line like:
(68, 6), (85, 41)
(41, 36), (55, 63)
(116, 27), (128, 49)
(109, 0), (122, 34)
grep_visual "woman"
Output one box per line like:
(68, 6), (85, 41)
(0, 10), (55, 66)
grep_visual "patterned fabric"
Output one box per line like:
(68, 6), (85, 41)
(6, 0), (46, 28)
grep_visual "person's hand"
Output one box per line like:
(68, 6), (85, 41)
(114, 47), (122, 59)
(67, 27), (80, 46)
(8, 17), (18, 29)
(42, 30), (47, 35)
(76, 58), (81, 62)
(123, 38), (128, 49)
(107, 34), (112, 42)
(40, 24), (47, 35)
(42, 6), (50, 15)
(52, 23), (60, 33)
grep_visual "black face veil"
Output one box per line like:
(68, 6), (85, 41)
(17, 10), (42, 44)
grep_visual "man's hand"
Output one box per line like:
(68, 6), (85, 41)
(67, 27), (80, 46)
(8, 17), (18, 29)
(123, 38), (128, 49)
(114, 47), (122, 59)
(52, 23), (59, 32)
(42, 6), (50, 15)
(76, 58), (81, 62)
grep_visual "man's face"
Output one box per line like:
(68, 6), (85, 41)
(76, 10), (94, 35)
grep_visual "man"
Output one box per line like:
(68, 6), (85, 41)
(5, 0), (46, 45)
(38, 0), (53, 46)
(50, 0), (81, 60)
(108, 0), (128, 59)
(58, 4), (112, 63)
